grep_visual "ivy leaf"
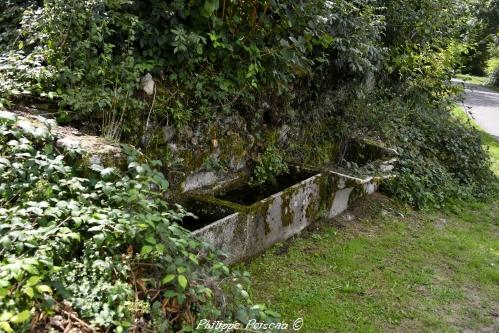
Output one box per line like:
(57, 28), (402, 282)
(140, 245), (153, 255)
(145, 235), (156, 245)
(24, 287), (34, 298)
(265, 310), (281, 318)
(0, 321), (13, 333)
(202, 0), (219, 18)
(35, 285), (52, 294)
(100, 167), (116, 178)
(155, 243), (165, 253)
(10, 310), (31, 323)
(161, 274), (175, 285)
(188, 253), (199, 265)
(26, 276), (41, 287)
(178, 275), (188, 289)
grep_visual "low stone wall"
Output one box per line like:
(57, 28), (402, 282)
(2, 108), (394, 264)
(190, 170), (386, 264)
(0, 109), (126, 168)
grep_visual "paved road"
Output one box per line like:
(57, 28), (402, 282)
(457, 82), (499, 140)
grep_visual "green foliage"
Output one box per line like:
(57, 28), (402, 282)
(461, 0), (499, 76)
(0, 0), (385, 134)
(346, 96), (497, 208)
(382, 0), (472, 101)
(251, 145), (289, 186)
(0, 117), (278, 332)
(0, 0), (495, 207)
(489, 65), (499, 87)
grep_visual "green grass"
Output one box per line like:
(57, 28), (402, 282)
(242, 196), (499, 332)
(455, 67), (499, 93)
(455, 73), (489, 85)
(242, 118), (499, 332)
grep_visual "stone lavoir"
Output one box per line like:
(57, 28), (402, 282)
(180, 164), (391, 263)
(1, 108), (396, 264)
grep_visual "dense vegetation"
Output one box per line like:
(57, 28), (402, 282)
(0, 0), (498, 332)
(0, 114), (278, 332)
(460, 0), (498, 77)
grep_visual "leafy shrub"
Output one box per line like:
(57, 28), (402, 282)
(0, 0), (385, 135)
(0, 115), (278, 332)
(251, 145), (289, 186)
(0, 0), (495, 207)
(346, 96), (496, 208)
(489, 66), (499, 87)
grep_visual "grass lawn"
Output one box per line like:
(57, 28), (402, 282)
(455, 73), (490, 86)
(242, 112), (499, 332)
(242, 195), (498, 332)
(455, 73), (499, 93)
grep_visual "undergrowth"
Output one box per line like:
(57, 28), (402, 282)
(345, 95), (498, 208)
(0, 114), (278, 332)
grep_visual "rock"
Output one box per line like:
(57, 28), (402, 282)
(277, 124), (290, 143)
(140, 73), (155, 95)
(49, 315), (65, 330)
(0, 110), (17, 124)
(183, 171), (220, 192)
(6, 109), (127, 169)
(379, 163), (394, 172)
(247, 134), (255, 146)
(229, 156), (246, 170)
(38, 116), (58, 131)
(168, 170), (185, 189)
(56, 137), (80, 150)
(162, 125), (176, 142)
(211, 138), (219, 148)
(168, 143), (178, 152)
(435, 218), (448, 229)
(182, 126), (194, 139)
(343, 213), (355, 221)
(378, 158), (397, 173)
(17, 119), (50, 139)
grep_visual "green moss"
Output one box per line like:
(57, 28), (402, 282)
(348, 183), (369, 206)
(317, 173), (338, 217)
(264, 217), (271, 235)
(284, 121), (342, 166)
(219, 131), (248, 166)
(245, 198), (273, 235)
(234, 213), (248, 242)
(179, 148), (212, 172)
(280, 187), (295, 227)
(344, 177), (360, 188)
(186, 193), (249, 213)
(306, 195), (318, 221)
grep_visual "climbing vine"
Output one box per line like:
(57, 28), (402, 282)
(0, 113), (278, 332)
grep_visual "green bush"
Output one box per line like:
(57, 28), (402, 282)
(0, 116), (278, 332)
(0, 0), (384, 135)
(346, 96), (496, 208)
(251, 145), (289, 186)
(489, 66), (499, 87)
(0, 0), (495, 207)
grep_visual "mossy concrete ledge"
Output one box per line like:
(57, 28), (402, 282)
(0, 109), (126, 168)
(190, 168), (385, 264)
